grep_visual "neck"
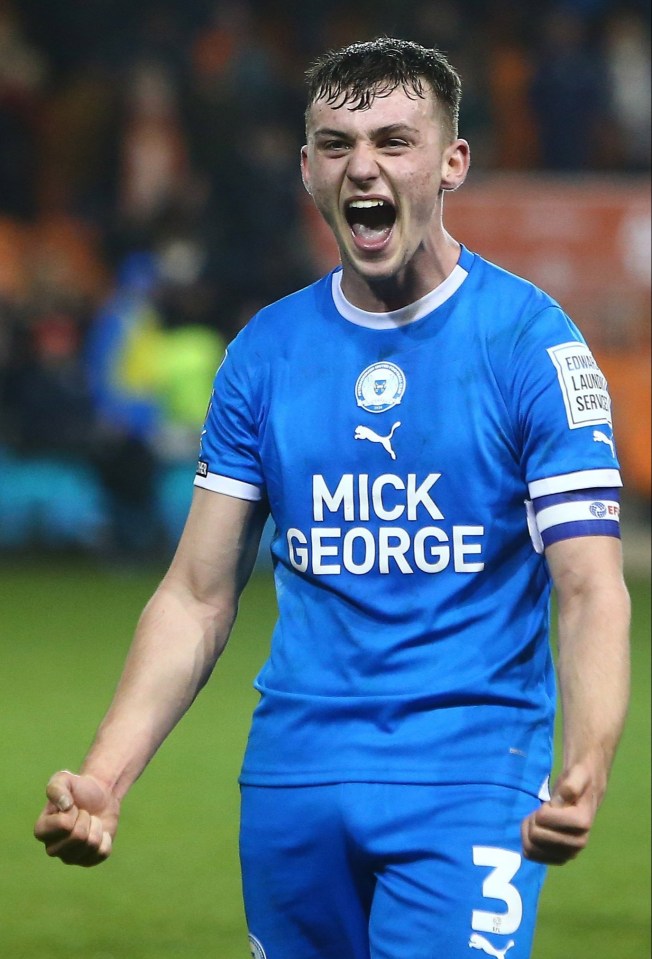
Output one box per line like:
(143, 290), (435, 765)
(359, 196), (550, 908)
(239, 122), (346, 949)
(340, 232), (461, 312)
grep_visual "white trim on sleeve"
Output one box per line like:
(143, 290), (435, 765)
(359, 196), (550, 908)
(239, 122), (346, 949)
(194, 472), (263, 501)
(528, 468), (622, 498)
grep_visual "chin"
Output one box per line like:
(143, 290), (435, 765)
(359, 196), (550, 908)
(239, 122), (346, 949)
(349, 252), (405, 285)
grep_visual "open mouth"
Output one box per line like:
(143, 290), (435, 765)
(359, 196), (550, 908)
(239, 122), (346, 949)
(345, 199), (396, 249)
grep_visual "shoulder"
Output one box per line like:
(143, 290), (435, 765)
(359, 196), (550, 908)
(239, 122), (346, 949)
(462, 248), (582, 351)
(215, 272), (336, 395)
(236, 272), (335, 347)
(465, 248), (560, 318)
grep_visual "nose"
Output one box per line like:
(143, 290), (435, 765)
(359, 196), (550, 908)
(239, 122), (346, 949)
(346, 142), (380, 185)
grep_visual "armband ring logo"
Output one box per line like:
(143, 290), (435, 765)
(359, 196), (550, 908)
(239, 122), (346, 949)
(589, 501), (607, 518)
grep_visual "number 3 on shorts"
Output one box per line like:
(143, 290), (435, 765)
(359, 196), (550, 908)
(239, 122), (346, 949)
(471, 846), (523, 936)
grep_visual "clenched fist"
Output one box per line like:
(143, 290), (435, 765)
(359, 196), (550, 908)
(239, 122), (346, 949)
(34, 771), (120, 867)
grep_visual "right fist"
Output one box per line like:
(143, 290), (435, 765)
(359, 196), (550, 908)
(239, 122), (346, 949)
(34, 771), (120, 867)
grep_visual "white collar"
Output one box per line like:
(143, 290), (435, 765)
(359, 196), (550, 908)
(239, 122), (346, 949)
(331, 264), (468, 329)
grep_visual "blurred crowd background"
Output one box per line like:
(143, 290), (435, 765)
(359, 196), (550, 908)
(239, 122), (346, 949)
(0, 0), (649, 559)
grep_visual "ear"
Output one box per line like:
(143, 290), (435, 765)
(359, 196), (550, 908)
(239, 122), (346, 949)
(440, 139), (471, 192)
(300, 145), (312, 195)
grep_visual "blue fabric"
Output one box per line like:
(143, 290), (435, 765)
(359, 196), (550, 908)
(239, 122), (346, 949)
(240, 782), (546, 959)
(197, 246), (621, 795)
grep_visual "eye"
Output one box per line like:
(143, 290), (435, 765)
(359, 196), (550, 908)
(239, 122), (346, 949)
(324, 139), (350, 154)
(382, 138), (409, 151)
(315, 136), (350, 154)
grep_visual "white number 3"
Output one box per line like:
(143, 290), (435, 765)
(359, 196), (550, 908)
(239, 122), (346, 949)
(471, 846), (523, 936)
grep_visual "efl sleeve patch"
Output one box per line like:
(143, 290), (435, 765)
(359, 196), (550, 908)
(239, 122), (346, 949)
(546, 342), (612, 429)
(525, 487), (621, 553)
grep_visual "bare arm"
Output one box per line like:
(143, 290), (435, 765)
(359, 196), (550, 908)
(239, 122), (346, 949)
(522, 535), (631, 864)
(34, 487), (268, 865)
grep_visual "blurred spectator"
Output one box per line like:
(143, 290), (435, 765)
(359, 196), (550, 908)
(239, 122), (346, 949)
(208, 117), (314, 314)
(0, 291), (106, 552)
(153, 236), (227, 460)
(529, 6), (610, 170)
(84, 252), (163, 555)
(184, 6), (314, 323)
(0, 0), (649, 555)
(0, 2), (47, 217)
(602, 8), (651, 171)
(84, 249), (226, 554)
(484, 0), (540, 169)
(0, 217), (30, 304)
(85, 252), (162, 442)
(118, 60), (191, 230)
(29, 215), (110, 305)
(2, 310), (95, 457)
(0, 212), (109, 458)
(36, 64), (117, 219)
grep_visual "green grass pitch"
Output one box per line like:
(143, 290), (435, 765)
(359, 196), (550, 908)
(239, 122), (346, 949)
(1, 557), (649, 958)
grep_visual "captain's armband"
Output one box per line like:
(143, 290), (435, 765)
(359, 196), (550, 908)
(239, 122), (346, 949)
(525, 487), (621, 554)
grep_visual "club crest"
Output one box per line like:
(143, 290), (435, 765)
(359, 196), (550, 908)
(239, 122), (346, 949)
(355, 362), (406, 413)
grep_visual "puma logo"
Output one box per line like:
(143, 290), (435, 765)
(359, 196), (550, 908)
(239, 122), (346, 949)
(469, 933), (515, 959)
(354, 422), (401, 459)
(593, 430), (615, 457)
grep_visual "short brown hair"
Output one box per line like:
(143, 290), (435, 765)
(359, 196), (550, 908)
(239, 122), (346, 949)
(305, 37), (462, 140)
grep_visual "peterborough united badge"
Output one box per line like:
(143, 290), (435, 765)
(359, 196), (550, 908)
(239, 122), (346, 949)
(355, 361), (406, 413)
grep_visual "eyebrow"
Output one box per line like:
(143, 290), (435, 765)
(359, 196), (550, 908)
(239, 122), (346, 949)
(313, 122), (420, 140)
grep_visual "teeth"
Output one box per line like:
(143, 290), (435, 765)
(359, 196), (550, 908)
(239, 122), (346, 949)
(348, 199), (387, 209)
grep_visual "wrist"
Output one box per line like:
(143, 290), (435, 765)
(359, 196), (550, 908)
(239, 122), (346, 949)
(78, 761), (128, 802)
(557, 758), (608, 806)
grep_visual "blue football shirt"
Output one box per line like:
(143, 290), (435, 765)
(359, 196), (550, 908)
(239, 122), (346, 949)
(195, 246), (621, 798)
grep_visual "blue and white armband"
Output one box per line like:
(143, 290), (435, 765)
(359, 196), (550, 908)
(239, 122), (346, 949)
(525, 486), (621, 554)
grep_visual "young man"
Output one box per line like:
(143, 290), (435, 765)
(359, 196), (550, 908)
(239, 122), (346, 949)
(35, 38), (630, 959)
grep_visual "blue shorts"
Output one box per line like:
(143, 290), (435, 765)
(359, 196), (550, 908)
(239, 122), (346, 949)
(240, 782), (546, 959)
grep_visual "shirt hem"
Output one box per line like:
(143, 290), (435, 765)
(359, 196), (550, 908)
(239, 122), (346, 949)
(238, 769), (547, 799)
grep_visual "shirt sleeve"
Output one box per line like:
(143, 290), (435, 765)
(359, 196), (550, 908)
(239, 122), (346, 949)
(193, 333), (265, 501)
(508, 305), (622, 497)
(502, 304), (623, 554)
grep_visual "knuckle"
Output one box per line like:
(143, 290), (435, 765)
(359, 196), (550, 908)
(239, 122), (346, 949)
(70, 822), (90, 844)
(86, 831), (102, 852)
(57, 812), (74, 832)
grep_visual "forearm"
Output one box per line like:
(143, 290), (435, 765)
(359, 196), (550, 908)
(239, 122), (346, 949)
(556, 562), (631, 800)
(521, 536), (630, 864)
(34, 490), (265, 867)
(80, 575), (237, 800)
